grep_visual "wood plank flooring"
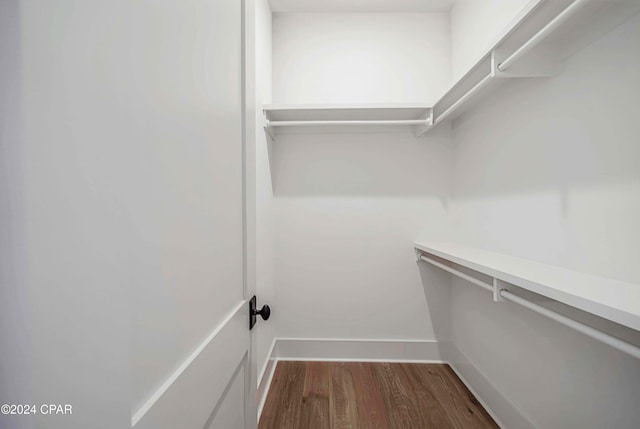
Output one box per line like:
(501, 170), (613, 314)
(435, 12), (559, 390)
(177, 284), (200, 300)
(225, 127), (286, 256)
(259, 362), (498, 429)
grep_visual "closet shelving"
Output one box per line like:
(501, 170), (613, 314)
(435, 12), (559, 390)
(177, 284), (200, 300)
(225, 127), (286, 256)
(262, 104), (432, 137)
(415, 242), (640, 359)
(263, 0), (640, 137)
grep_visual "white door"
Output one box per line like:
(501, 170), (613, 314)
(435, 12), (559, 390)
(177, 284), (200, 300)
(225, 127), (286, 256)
(129, 0), (257, 428)
(0, 0), (256, 428)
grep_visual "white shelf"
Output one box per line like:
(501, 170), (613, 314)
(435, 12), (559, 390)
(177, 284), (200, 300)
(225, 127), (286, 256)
(263, 0), (640, 137)
(418, 0), (640, 135)
(415, 241), (640, 332)
(264, 103), (431, 121)
(263, 104), (432, 135)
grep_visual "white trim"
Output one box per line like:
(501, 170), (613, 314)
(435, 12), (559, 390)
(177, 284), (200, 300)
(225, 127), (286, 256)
(257, 337), (277, 388)
(444, 342), (535, 429)
(274, 338), (445, 363)
(256, 337), (277, 419)
(257, 354), (277, 419)
(131, 300), (246, 427)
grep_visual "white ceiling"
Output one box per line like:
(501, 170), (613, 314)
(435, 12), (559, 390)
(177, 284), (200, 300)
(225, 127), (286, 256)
(269, 0), (455, 13)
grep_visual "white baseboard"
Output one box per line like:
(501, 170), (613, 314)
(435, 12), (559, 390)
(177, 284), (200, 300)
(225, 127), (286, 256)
(444, 342), (535, 429)
(257, 339), (277, 419)
(257, 337), (277, 388)
(274, 338), (447, 362)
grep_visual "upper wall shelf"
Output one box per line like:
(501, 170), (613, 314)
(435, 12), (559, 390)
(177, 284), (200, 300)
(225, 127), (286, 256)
(419, 0), (640, 136)
(263, 104), (431, 136)
(263, 0), (640, 138)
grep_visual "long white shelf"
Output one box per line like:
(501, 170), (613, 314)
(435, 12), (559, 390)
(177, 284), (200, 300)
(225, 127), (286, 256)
(420, 0), (640, 135)
(415, 242), (640, 333)
(263, 104), (432, 135)
(263, 0), (640, 137)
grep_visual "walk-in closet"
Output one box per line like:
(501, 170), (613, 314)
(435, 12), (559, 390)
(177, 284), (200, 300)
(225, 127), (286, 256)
(1, 1), (639, 428)
(254, 1), (640, 428)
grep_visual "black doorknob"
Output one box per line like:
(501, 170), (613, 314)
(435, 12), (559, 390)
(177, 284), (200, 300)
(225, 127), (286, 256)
(249, 296), (271, 330)
(253, 304), (271, 321)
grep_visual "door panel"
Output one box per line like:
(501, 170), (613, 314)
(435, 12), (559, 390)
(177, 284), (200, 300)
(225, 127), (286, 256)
(132, 303), (249, 429)
(128, 0), (253, 427)
(129, 0), (245, 410)
(205, 357), (248, 429)
(0, 0), (253, 428)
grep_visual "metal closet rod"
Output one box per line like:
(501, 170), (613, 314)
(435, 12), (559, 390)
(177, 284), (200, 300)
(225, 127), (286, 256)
(497, 0), (590, 72)
(434, 74), (492, 126)
(418, 254), (640, 360)
(416, 70), (493, 138)
(265, 119), (430, 128)
(419, 254), (494, 292)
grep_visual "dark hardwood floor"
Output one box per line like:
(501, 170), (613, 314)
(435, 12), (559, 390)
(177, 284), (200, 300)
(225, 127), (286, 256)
(259, 361), (498, 429)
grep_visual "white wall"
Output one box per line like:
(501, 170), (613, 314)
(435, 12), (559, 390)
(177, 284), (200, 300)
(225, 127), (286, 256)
(272, 131), (453, 342)
(272, 13), (451, 104)
(255, 0), (277, 381)
(450, 0), (534, 79)
(449, 12), (640, 428)
(0, 1), (132, 427)
(0, 2), (35, 428)
(270, 13), (453, 346)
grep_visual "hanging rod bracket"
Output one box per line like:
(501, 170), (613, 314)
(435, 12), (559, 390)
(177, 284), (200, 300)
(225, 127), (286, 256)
(414, 110), (434, 138)
(263, 113), (275, 140)
(493, 278), (507, 303)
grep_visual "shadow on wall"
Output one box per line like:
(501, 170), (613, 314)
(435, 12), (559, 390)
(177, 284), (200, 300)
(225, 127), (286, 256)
(450, 12), (640, 202)
(450, 276), (640, 429)
(0, 0), (33, 416)
(269, 127), (452, 199)
(265, 133), (276, 194)
(417, 262), (454, 353)
(446, 14), (640, 282)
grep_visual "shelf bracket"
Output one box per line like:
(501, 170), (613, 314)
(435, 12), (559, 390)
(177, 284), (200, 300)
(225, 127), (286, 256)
(262, 111), (275, 140)
(263, 124), (275, 141)
(493, 278), (507, 303)
(491, 48), (562, 78)
(414, 109), (434, 137)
